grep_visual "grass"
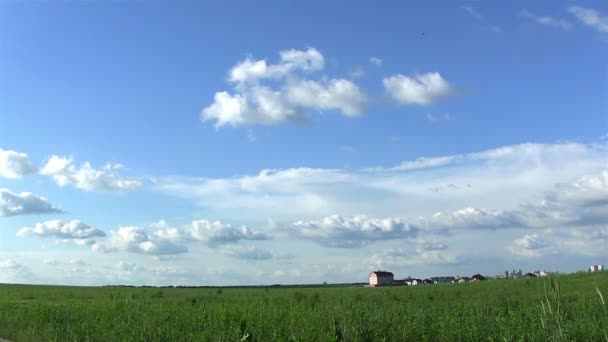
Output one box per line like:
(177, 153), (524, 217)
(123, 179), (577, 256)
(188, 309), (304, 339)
(0, 272), (607, 341)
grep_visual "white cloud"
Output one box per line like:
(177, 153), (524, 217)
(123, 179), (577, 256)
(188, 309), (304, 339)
(427, 207), (526, 231)
(461, 6), (482, 20)
(520, 9), (572, 30)
(201, 48), (367, 127)
(0, 148), (36, 179)
(383, 72), (453, 105)
(384, 155), (461, 172)
(39, 155), (141, 191)
(509, 233), (551, 257)
(290, 215), (418, 248)
(568, 6), (608, 33)
(285, 78), (367, 117)
(94, 225), (187, 255)
(154, 141), (607, 222)
(0, 188), (62, 217)
(17, 220), (105, 240)
(369, 57), (383, 66)
(186, 220), (270, 247)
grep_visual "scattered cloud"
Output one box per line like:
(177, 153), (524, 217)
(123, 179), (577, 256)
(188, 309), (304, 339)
(369, 57), (383, 66)
(290, 215), (418, 248)
(39, 155), (141, 192)
(383, 72), (453, 105)
(461, 6), (482, 20)
(0, 148), (36, 179)
(568, 6), (608, 33)
(17, 220), (105, 241)
(201, 48), (367, 127)
(155, 141), (607, 222)
(93, 225), (187, 255)
(0, 188), (63, 217)
(520, 9), (572, 31)
(186, 220), (271, 247)
(427, 207), (526, 231)
(508, 233), (551, 257)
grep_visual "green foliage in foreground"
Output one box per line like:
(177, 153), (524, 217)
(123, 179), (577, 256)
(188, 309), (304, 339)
(0, 272), (607, 341)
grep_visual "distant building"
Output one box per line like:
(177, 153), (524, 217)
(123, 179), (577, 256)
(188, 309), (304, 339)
(369, 270), (394, 287)
(524, 272), (537, 278)
(431, 276), (455, 284)
(470, 274), (487, 282)
(404, 278), (422, 286)
(589, 265), (604, 272)
(457, 277), (470, 283)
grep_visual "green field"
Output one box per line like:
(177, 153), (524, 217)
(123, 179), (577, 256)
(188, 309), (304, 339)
(0, 272), (607, 341)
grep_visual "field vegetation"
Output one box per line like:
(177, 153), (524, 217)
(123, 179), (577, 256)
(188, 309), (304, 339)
(0, 272), (607, 341)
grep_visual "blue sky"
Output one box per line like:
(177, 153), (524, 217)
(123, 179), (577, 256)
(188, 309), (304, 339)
(0, 1), (607, 285)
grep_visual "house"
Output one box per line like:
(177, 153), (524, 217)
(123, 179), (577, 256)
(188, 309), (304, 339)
(431, 276), (455, 284)
(404, 278), (422, 286)
(524, 272), (537, 278)
(422, 279), (434, 285)
(589, 265), (604, 272)
(369, 270), (394, 287)
(457, 277), (470, 283)
(470, 274), (487, 282)
(393, 279), (407, 286)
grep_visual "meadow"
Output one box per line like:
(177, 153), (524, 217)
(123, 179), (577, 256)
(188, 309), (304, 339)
(0, 272), (607, 341)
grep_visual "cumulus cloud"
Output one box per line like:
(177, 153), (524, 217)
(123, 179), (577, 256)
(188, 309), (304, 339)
(290, 215), (418, 248)
(0, 188), (62, 217)
(94, 225), (187, 255)
(568, 6), (608, 33)
(0, 149), (36, 179)
(17, 220), (105, 241)
(201, 48), (367, 127)
(525, 170), (608, 227)
(520, 9), (572, 30)
(426, 207), (526, 231)
(39, 155), (141, 192)
(508, 233), (550, 257)
(383, 72), (453, 105)
(90, 218), (270, 255)
(186, 220), (270, 247)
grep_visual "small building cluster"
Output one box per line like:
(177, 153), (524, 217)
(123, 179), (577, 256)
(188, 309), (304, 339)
(589, 265), (604, 272)
(502, 269), (554, 279)
(368, 271), (487, 287)
(367, 266), (570, 287)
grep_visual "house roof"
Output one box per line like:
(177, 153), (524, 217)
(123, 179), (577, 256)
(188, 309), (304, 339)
(370, 270), (394, 277)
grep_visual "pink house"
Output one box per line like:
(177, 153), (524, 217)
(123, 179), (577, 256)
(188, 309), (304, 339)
(369, 270), (394, 287)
